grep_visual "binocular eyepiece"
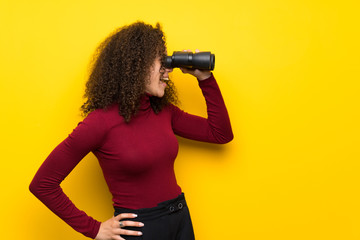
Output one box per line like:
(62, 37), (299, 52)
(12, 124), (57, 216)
(163, 51), (215, 70)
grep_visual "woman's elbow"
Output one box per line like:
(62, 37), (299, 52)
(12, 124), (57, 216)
(29, 177), (48, 198)
(29, 178), (40, 197)
(215, 131), (234, 144)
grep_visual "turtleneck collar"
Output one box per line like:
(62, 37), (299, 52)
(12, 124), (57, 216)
(139, 93), (152, 111)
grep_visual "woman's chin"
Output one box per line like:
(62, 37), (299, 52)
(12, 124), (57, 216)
(156, 93), (165, 98)
(155, 90), (165, 98)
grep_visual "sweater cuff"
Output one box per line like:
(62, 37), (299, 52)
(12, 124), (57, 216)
(197, 72), (215, 86)
(89, 221), (102, 239)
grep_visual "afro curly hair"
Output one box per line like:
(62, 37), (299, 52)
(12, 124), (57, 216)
(81, 21), (178, 122)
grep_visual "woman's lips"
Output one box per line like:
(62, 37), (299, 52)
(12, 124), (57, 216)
(160, 77), (168, 87)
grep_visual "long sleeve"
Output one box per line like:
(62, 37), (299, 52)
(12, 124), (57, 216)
(29, 110), (107, 239)
(170, 74), (233, 144)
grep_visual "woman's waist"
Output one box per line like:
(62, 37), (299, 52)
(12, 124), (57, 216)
(114, 192), (187, 220)
(112, 186), (182, 210)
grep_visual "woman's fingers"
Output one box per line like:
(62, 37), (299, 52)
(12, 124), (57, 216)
(182, 49), (200, 53)
(114, 213), (137, 221)
(112, 213), (144, 236)
(113, 228), (143, 236)
(95, 213), (144, 240)
(120, 220), (144, 228)
(111, 222), (143, 236)
(114, 213), (144, 227)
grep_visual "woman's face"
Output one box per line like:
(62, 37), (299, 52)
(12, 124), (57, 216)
(145, 56), (172, 97)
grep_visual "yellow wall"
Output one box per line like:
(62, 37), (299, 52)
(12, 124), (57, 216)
(1, 0), (359, 239)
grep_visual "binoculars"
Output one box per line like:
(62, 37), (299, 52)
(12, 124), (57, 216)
(163, 51), (215, 70)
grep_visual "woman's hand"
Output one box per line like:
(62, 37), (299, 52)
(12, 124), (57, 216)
(179, 49), (212, 81)
(95, 213), (144, 240)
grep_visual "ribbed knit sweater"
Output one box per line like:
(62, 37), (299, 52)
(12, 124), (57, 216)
(29, 74), (233, 238)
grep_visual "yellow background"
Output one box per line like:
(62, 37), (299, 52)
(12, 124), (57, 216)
(1, 0), (359, 239)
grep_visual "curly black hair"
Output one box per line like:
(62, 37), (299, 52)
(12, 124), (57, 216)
(81, 21), (178, 122)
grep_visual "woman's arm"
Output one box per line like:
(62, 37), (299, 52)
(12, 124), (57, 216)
(170, 72), (234, 144)
(29, 111), (106, 238)
(30, 110), (144, 239)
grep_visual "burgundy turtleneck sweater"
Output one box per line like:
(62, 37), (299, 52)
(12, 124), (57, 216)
(29, 74), (233, 238)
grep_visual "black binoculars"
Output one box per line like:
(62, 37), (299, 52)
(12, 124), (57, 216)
(163, 51), (215, 70)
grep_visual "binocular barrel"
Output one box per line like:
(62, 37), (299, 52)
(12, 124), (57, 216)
(164, 51), (215, 70)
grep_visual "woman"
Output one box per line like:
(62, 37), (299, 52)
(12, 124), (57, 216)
(30, 21), (233, 240)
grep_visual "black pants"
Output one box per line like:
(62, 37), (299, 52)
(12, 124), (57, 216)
(114, 193), (195, 240)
